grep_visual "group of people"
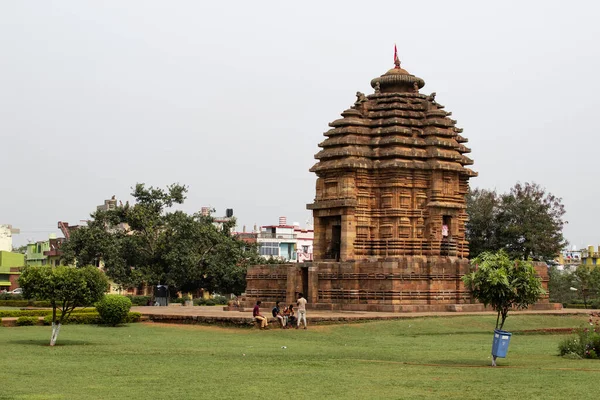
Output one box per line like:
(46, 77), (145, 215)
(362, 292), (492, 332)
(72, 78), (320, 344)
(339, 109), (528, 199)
(252, 293), (308, 330)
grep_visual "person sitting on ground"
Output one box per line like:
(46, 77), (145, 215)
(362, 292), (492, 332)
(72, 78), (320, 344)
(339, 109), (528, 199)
(272, 301), (286, 328)
(253, 300), (268, 329)
(287, 304), (297, 326)
(282, 306), (290, 326)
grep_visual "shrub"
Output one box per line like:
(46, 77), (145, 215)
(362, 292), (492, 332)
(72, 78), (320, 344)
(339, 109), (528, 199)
(0, 308), (96, 318)
(194, 296), (225, 306)
(126, 312), (142, 323)
(558, 316), (600, 359)
(0, 300), (52, 307)
(42, 311), (140, 325)
(171, 297), (185, 304)
(16, 316), (38, 326)
(96, 295), (132, 326)
(126, 295), (152, 306)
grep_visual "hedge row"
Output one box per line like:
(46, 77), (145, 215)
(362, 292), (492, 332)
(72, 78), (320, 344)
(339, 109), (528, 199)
(42, 311), (142, 325)
(564, 303), (600, 309)
(0, 308), (96, 318)
(16, 316), (38, 326)
(0, 300), (52, 307)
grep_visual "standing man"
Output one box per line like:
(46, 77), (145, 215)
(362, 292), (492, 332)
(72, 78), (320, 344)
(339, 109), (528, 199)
(296, 293), (307, 330)
(253, 300), (268, 329)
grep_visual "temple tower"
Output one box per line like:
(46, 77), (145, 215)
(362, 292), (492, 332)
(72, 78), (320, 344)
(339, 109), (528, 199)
(243, 52), (553, 311)
(307, 54), (476, 262)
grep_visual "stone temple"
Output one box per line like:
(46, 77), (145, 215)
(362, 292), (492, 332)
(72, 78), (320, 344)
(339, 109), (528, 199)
(244, 54), (550, 312)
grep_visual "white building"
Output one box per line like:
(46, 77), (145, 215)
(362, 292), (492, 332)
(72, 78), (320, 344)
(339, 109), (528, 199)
(256, 217), (313, 262)
(0, 225), (20, 252)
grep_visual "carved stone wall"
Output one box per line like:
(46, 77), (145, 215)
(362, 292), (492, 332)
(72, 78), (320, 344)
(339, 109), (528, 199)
(243, 261), (553, 312)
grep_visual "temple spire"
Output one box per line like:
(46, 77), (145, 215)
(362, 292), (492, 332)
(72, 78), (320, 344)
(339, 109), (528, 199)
(394, 44), (400, 69)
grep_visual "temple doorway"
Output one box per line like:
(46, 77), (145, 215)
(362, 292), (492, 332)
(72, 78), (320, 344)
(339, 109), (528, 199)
(331, 224), (341, 261)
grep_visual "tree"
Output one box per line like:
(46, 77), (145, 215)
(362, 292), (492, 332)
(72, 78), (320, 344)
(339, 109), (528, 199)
(547, 265), (577, 305)
(463, 251), (545, 366)
(19, 265), (108, 346)
(466, 182), (567, 260)
(61, 183), (259, 295)
(12, 244), (27, 254)
(572, 265), (600, 308)
(465, 188), (499, 258)
(463, 250), (545, 330)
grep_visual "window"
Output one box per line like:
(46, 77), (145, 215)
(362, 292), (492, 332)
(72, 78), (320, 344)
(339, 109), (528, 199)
(259, 242), (280, 256)
(302, 245), (309, 253)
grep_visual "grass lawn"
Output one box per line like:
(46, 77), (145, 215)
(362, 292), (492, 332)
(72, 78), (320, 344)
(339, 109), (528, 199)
(1, 314), (598, 399)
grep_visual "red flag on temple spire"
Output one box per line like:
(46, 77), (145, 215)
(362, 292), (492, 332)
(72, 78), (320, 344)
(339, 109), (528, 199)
(394, 44), (400, 68)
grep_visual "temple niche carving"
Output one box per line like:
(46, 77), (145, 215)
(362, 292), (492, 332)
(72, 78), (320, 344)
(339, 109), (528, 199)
(243, 52), (552, 312)
(307, 56), (476, 262)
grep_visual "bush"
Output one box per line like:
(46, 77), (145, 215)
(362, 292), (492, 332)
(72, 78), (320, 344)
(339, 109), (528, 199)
(0, 300), (52, 307)
(171, 297), (185, 304)
(126, 312), (142, 323)
(193, 296), (226, 306)
(43, 313), (99, 325)
(16, 316), (38, 326)
(0, 308), (96, 318)
(558, 316), (600, 359)
(42, 311), (141, 325)
(126, 295), (152, 306)
(95, 295), (132, 326)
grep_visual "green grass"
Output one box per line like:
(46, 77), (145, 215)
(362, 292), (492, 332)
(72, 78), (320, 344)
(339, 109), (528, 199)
(1, 315), (599, 400)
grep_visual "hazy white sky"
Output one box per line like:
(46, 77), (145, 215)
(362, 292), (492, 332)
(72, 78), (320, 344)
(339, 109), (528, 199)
(1, 0), (599, 249)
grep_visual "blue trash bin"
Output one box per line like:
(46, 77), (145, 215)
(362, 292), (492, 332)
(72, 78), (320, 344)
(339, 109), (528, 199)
(491, 329), (512, 358)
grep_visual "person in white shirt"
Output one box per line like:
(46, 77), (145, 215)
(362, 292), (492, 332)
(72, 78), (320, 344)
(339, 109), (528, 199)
(296, 293), (307, 329)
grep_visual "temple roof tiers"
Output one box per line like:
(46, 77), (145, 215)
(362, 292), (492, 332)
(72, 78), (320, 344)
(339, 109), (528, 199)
(307, 55), (477, 261)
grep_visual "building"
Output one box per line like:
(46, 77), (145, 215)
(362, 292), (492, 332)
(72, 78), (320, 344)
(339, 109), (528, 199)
(0, 251), (25, 291)
(44, 237), (66, 267)
(295, 223), (314, 263)
(0, 224), (20, 252)
(244, 53), (553, 312)
(26, 239), (50, 266)
(555, 247), (582, 270)
(201, 207), (236, 233)
(257, 217), (298, 262)
(581, 245), (600, 267)
(97, 196), (118, 211)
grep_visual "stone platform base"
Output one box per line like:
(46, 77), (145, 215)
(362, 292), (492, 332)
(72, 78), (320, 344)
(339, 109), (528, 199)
(243, 258), (553, 313)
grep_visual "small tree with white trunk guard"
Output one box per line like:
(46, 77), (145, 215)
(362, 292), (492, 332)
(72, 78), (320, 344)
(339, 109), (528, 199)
(19, 265), (108, 346)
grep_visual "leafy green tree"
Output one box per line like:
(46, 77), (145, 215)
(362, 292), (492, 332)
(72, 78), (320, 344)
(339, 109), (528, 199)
(466, 182), (567, 260)
(573, 265), (600, 308)
(463, 250), (545, 366)
(547, 265), (577, 305)
(463, 250), (545, 330)
(62, 183), (259, 296)
(18, 265), (108, 346)
(465, 188), (499, 258)
(12, 244), (27, 254)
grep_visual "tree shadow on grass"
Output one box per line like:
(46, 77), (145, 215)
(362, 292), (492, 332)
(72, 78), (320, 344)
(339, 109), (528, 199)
(8, 339), (93, 347)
